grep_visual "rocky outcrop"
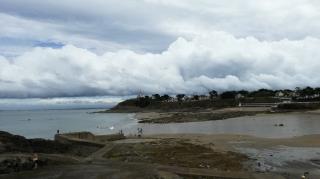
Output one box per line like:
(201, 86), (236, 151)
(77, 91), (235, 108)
(0, 131), (32, 153)
(0, 131), (101, 156)
(0, 131), (102, 174)
(0, 155), (46, 174)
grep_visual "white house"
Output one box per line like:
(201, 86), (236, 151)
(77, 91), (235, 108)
(199, 95), (210, 101)
(275, 91), (285, 98)
(235, 93), (244, 99)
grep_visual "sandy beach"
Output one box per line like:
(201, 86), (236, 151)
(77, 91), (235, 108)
(135, 107), (270, 123)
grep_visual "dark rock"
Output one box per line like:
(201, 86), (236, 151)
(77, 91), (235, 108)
(0, 156), (49, 174)
(0, 131), (32, 153)
(0, 131), (100, 157)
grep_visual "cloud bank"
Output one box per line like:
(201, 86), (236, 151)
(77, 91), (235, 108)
(1, 31), (320, 98)
(1, 0), (320, 56)
(0, 96), (127, 110)
(1, 0), (320, 98)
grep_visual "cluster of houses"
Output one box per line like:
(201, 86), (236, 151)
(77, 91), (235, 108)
(164, 95), (211, 102)
(275, 90), (320, 100)
(137, 88), (320, 103)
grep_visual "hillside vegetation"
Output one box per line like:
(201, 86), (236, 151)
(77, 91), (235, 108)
(108, 97), (280, 112)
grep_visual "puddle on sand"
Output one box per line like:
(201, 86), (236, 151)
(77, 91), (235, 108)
(237, 146), (320, 178)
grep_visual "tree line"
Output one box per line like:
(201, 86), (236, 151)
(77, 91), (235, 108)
(134, 87), (320, 107)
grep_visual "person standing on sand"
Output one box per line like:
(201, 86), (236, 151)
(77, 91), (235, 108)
(301, 172), (309, 179)
(32, 153), (38, 169)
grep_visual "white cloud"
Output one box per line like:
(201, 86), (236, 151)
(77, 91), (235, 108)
(1, 31), (320, 98)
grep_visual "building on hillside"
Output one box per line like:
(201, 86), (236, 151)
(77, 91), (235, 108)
(183, 96), (188, 101)
(288, 91), (298, 97)
(235, 93), (244, 99)
(199, 95), (210, 101)
(275, 91), (285, 98)
(167, 97), (177, 102)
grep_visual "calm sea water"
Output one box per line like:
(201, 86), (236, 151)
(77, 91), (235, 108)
(0, 109), (137, 139)
(1, 109), (320, 139)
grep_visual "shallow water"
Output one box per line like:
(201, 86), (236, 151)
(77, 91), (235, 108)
(0, 109), (137, 139)
(134, 113), (320, 138)
(1, 109), (320, 139)
(238, 146), (320, 178)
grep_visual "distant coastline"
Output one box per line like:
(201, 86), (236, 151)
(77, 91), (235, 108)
(100, 87), (320, 123)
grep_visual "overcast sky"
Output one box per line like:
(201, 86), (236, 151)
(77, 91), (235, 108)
(1, 0), (320, 99)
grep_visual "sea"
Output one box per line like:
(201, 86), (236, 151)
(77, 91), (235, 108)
(1, 109), (320, 139)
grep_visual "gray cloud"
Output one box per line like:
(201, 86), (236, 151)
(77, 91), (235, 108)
(1, 0), (320, 55)
(1, 0), (320, 98)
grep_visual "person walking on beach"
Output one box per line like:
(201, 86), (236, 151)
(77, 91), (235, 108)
(137, 128), (140, 138)
(137, 128), (143, 138)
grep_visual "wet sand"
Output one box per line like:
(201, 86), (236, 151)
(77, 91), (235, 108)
(135, 107), (269, 123)
(0, 131), (291, 179)
(146, 133), (320, 149)
(144, 133), (320, 178)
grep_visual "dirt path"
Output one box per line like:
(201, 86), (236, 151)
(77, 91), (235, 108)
(84, 144), (115, 161)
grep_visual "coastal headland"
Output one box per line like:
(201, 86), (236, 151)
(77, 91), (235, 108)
(103, 91), (320, 124)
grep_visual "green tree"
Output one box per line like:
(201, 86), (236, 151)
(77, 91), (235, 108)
(220, 91), (237, 99)
(135, 96), (151, 108)
(176, 94), (185, 102)
(209, 90), (218, 100)
(152, 94), (161, 101)
(192, 95), (199, 100)
(161, 94), (170, 101)
(295, 87), (302, 96)
(315, 88), (320, 95)
(249, 89), (274, 97)
(301, 86), (315, 96)
(237, 90), (249, 97)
